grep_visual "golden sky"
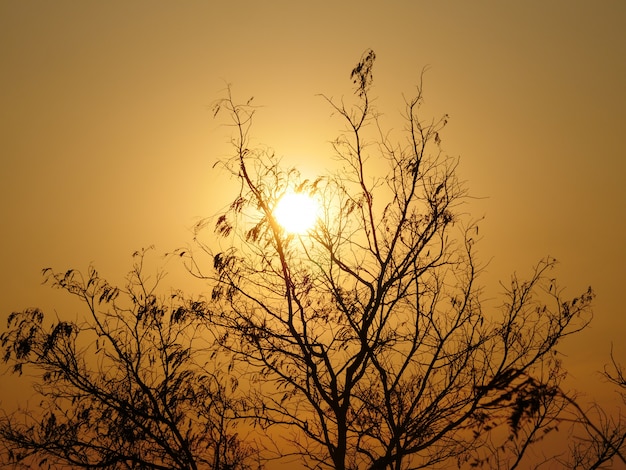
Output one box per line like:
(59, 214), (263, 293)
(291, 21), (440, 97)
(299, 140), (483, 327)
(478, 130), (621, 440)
(1, 0), (625, 434)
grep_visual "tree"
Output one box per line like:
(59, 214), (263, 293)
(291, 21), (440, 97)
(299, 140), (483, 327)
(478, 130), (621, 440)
(179, 50), (598, 469)
(0, 248), (256, 470)
(554, 350), (626, 469)
(1, 51), (619, 470)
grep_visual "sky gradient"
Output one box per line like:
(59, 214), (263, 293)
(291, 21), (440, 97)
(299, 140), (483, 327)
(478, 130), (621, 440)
(1, 0), (625, 455)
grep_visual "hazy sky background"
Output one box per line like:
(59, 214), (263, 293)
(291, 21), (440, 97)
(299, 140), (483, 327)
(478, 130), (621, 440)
(1, 0), (625, 432)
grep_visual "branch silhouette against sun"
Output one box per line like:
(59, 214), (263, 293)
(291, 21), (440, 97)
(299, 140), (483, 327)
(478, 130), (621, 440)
(176, 50), (605, 470)
(1, 50), (624, 470)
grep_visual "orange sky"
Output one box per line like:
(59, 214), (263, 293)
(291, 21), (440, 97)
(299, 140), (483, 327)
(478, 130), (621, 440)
(1, 0), (625, 451)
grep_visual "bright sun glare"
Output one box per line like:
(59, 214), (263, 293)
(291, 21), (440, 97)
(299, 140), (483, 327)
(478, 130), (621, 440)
(274, 192), (319, 234)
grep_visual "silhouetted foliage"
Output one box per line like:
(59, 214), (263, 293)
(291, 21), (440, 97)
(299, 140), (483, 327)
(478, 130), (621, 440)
(2, 51), (624, 470)
(553, 351), (626, 469)
(0, 249), (256, 470)
(177, 50), (609, 469)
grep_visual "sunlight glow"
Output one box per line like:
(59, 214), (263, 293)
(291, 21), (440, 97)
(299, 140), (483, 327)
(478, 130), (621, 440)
(274, 192), (319, 234)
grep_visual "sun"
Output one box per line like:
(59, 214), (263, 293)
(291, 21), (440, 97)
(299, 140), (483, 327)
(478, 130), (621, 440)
(274, 191), (319, 234)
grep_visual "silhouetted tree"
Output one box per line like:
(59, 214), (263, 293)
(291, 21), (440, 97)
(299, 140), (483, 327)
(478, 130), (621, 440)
(552, 350), (626, 469)
(180, 50), (599, 469)
(0, 249), (256, 470)
(2, 51), (620, 470)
